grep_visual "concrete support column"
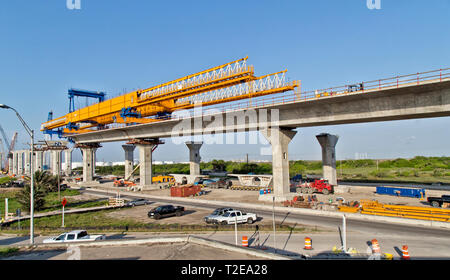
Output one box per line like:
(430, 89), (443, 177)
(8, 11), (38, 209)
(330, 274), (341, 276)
(24, 151), (31, 175)
(81, 147), (96, 183)
(12, 151), (18, 175)
(137, 144), (154, 187)
(316, 133), (339, 186)
(261, 127), (297, 200)
(64, 149), (73, 176)
(17, 151), (24, 175)
(8, 155), (13, 175)
(44, 151), (51, 171)
(122, 145), (136, 180)
(185, 141), (203, 176)
(51, 150), (61, 176)
(35, 151), (44, 172)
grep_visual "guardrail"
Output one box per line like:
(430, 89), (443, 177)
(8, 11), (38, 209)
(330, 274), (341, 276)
(210, 67), (450, 113)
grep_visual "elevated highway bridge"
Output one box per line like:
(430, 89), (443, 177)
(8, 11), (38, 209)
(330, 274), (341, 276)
(67, 70), (450, 200)
(12, 65), (450, 201)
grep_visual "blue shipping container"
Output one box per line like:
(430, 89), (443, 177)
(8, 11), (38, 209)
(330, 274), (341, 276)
(376, 186), (425, 198)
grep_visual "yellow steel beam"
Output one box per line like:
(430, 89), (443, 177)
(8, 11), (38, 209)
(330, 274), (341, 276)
(41, 57), (254, 132)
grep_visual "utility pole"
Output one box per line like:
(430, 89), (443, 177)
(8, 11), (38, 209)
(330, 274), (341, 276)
(234, 215), (238, 246)
(0, 104), (35, 244)
(272, 197), (276, 253)
(342, 214), (347, 253)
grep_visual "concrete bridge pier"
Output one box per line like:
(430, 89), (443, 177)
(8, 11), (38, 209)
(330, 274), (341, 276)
(51, 150), (62, 177)
(260, 127), (297, 201)
(316, 133), (339, 186)
(24, 151), (31, 175)
(64, 149), (73, 176)
(12, 151), (18, 175)
(35, 150), (44, 172)
(80, 145), (99, 183)
(17, 151), (24, 175)
(8, 154), (13, 175)
(122, 144), (136, 180)
(185, 141), (203, 176)
(137, 144), (155, 188)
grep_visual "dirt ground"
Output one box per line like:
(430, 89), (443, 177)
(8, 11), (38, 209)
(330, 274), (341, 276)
(88, 181), (450, 227)
(95, 181), (449, 208)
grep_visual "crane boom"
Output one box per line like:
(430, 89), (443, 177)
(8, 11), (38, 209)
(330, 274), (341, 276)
(41, 57), (300, 136)
(0, 124), (10, 148)
(0, 125), (17, 171)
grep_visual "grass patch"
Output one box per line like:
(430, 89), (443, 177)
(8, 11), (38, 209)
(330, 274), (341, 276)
(0, 190), (22, 213)
(0, 177), (15, 185)
(0, 247), (19, 257)
(0, 188), (107, 215)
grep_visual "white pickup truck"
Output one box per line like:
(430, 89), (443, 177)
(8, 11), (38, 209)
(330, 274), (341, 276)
(42, 230), (106, 244)
(213, 210), (257, 225)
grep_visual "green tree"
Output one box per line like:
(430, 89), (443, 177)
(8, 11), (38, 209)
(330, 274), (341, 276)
(15, 183), (47, 212)
(30, 170), (59, 193)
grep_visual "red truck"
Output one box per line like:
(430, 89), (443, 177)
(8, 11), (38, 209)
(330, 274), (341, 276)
(295, 179), (334, 195)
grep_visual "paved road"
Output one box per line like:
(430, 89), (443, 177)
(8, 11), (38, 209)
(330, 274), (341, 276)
(1, 231), (449, 260)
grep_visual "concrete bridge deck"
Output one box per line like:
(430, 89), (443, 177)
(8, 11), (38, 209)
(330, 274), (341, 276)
(69, 77), (450, 144)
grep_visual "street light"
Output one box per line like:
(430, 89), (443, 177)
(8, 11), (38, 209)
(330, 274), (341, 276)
(0, 104), (35, 245)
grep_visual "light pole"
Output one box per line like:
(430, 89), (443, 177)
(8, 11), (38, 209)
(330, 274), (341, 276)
(0, 104), (35, 245)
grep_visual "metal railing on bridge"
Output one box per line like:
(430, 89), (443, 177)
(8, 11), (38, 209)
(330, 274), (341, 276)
(104, 67), (450, 130)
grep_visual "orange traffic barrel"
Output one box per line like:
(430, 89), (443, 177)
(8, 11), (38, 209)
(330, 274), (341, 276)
(371, 239), (381, 254)
(242, 236), (248, 247)
(401, 245), (410, 260)
(304, 237), (312, 250)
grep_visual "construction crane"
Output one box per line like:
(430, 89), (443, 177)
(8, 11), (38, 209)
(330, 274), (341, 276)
(0, 124), (17, 172)
(41, 57), (300, 137)
(0, 138), (3, 171)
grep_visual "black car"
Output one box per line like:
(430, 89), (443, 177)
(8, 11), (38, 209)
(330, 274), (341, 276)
(148, 205), (185, 220)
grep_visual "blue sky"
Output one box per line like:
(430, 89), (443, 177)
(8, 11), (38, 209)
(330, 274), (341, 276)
(0, 0), (449, 163)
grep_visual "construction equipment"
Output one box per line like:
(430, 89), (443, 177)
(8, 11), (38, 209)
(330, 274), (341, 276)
(0, 138), (3, 170)
(41, 57), (300, 137)
(295, 179), (334, 195)
(376, 186), (426, 198)
(282, 195), (315, 208)
(152, 175), (175, 184)
(360, 200), (450, 222)
(113, 178), (136, 187)
(0, 124), (17, 172)
(170, 184), (202, 197)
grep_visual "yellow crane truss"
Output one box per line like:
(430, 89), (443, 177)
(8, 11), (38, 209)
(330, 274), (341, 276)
(41, 57), (300, 135)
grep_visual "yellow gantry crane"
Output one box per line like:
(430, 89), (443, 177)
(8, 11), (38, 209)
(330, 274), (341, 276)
(41, 57), (300, 136)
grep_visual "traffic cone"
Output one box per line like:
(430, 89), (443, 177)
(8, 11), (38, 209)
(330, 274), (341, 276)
(371, 239), (381, 254)
(242, 236), (248, 247)
(401, 245), (410, 260)
(304, 237), (312, 250)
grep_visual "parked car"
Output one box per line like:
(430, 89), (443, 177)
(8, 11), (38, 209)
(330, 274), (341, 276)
(126, 198), (151, 207)
(204, 207), (234, 224)
(213, 210), (257, 225)
(147, 205), (185, 220)
(427, 195), (450, 208)
(42, 230), (106, 244)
